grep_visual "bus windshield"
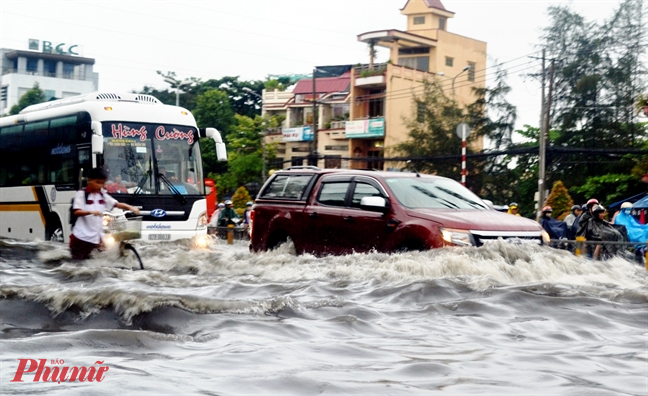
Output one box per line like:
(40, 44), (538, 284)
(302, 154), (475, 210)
(102, 122), (204, 195)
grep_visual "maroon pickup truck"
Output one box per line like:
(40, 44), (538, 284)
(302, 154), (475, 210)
(249, 167), (546, 256)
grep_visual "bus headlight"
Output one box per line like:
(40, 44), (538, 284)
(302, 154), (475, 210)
(441, 228), (475, 246)
(197, 211), (208, 230)
(194, 234), (210, 248)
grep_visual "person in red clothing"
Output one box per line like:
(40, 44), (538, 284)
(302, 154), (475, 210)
(69, 168), (140, 260)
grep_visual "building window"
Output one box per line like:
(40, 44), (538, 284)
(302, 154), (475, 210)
(26, 58), (38, 73)
(445, 57), (453, 67)
(467, 62), (476, 82)
(413, 16), (425, 25)
(62, 63), (75, 79)
(417, 102), (425, 123)
(397, 56), (429, 72)
(44, 60), (57, 76)
(398, 47), (430, 55)
(439, 17), (446, 31)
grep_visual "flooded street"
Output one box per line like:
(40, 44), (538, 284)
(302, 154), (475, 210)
(1, 237), (646, 395)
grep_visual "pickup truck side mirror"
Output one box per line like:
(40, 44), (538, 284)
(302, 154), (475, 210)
(360, 196), (390, 214)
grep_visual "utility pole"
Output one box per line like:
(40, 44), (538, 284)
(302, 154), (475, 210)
(537, 49), (547, 221)
(310, 68), (318, 166)
(537, 49), (555, 220)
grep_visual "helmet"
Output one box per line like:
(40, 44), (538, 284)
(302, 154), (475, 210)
(586, 198), (599, 206)
(542, 205), (552, 213)
(217, 203), (225, 208)
(246, 201), (253, 206)
(592, 205), (605, 214)
(621, 202), (633, 209)
(571, 205), (581, 212)
(509, 202), (518, 209)
(225, 200), (233, 205)
(581, 204), (588, 211)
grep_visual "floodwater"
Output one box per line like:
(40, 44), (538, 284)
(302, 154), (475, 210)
(1, 237), (646, 395)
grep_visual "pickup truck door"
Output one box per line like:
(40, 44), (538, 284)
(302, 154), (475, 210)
(304, 177), (352, 255)
(337, 178), (391, 253)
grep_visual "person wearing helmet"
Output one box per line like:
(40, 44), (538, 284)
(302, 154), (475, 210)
(611, 202), (632, 224)
(218, 199), (240, 226)
(507, 202), (520, 216)
(243, 201), (254, 226)
(539, 205), (568, 241)
(584, 204), (624, 260)
(564, 204), (583, 229)
(209, 202), (226, 227)
(576, 198), (600, 237)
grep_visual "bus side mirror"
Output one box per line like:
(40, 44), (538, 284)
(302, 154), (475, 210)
(91, 134), (104, 154)
(91, 121), (103, 154)
(216, 142), (227, 162)
(203, 127), (227, 162)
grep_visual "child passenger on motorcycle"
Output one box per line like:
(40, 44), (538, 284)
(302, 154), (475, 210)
(70, 168), (140, 260)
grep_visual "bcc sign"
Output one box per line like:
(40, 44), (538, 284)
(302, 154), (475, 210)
(28, 39), (79, 56)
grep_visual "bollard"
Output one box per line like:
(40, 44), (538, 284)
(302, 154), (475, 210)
(227, 224), (234, 244)
(574, 236), (586, 257)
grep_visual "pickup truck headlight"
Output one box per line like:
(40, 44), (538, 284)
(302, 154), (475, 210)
(441, 228), (475, 246)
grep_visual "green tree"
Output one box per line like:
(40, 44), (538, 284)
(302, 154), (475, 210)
(570, 173), (644, 205)
(216, 114), (280, 196)
(544, 180), (574, 220)
(392, 79), (466, 178)
(231, 186), (253, 215)
(9, 83), (46, 115)
(535, 0), (647, 189)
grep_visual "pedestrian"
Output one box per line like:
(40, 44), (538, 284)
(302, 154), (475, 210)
(507, 202), (521, 216)
(218, 200), (240, 226)
(70, 168), (140, 260)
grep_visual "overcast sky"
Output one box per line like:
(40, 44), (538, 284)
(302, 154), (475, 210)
(0, 0), (630, 129)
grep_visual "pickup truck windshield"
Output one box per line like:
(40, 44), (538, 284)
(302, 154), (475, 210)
(385, 177), (489, 210)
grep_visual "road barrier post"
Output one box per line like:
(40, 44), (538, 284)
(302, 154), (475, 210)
(227, 224), (234, 244)
(574, 236), (586, 257)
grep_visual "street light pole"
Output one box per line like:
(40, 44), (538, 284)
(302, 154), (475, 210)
(451, 66), (470, 100)
(163, 76), (192, 107)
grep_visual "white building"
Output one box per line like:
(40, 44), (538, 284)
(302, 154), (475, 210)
(1, 45), (98, 114)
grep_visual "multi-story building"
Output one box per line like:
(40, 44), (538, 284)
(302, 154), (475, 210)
(261, 66), (352, 170)
(263, 0), (486, 173)
(1, 40), (98, 114)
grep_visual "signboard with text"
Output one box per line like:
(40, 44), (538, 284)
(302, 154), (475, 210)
(345, 117), (385, 139)
(282, 126), (313, 142)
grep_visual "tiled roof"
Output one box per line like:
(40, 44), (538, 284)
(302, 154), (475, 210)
(425, 0), (446, 11)
(292, 71), (351, 94)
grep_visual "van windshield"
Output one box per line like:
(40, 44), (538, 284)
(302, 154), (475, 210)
(385, 177), (489, 210)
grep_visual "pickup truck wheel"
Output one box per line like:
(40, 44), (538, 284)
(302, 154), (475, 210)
(396, 240), (426, 253)
(267, 231), (289, 251)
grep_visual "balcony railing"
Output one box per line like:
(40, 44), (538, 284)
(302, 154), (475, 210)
(354, 63), (388, 78)
(1, 68), (85, 81)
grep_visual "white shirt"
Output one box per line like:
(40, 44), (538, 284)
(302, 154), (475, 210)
(72, 190), (118, 244)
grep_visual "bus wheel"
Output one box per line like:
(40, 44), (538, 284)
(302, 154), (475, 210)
(46, 221), (64, 243)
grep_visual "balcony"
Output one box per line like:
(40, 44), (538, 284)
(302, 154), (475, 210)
(354, 63), (387, 88)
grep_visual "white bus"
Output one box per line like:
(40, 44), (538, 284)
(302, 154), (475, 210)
(0, 92), (227, 245)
